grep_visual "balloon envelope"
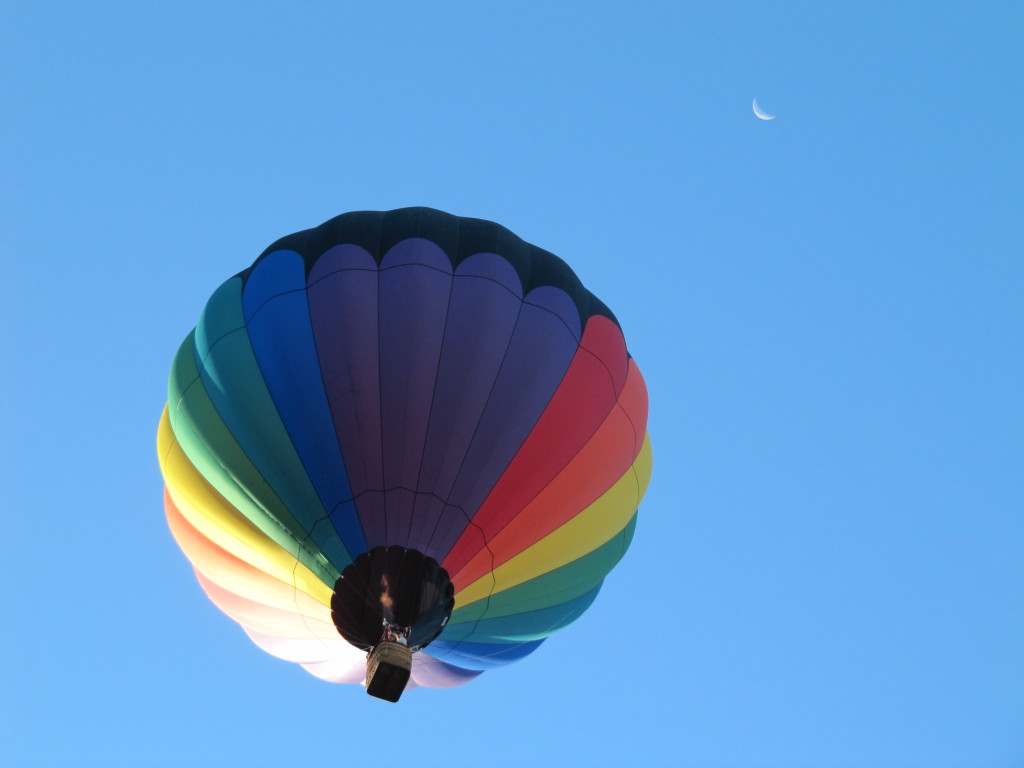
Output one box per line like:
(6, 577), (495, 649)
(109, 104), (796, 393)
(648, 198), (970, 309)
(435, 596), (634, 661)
(158, 207), (652, 695)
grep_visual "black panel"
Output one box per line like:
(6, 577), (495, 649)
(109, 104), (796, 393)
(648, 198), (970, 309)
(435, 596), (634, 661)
(330, 546), (455, 652)
(238, 207), (620, 330)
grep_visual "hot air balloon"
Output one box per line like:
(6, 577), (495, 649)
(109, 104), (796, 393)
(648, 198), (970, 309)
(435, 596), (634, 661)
(157, 207), (651, 701)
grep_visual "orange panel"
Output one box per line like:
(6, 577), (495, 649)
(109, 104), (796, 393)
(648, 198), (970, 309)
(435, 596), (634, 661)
(193, 569), (336, 638)
(164, 490), (330, 621)
(443, 316), (629, 575)
(451, 360), (648, 591)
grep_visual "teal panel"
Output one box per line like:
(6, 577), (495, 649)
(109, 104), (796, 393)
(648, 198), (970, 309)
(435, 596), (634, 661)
(193, 277), (352, 570)
(440, 584), (601, 644)
(167, 330), (339, 584)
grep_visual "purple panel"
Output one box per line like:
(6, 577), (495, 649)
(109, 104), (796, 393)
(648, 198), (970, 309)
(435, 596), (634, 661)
(427, 285), (583, 556)
(307, 245), (387, 549)
(308, 240), (583, 557)
(378, 239), (453, 546)
(405, 254), (524, 552)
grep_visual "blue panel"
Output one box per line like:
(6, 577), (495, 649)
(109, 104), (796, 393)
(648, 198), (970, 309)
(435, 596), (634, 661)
(193, 277), (347, 569)
(242, 250), (366, 562)
(426, 638), (546, 670)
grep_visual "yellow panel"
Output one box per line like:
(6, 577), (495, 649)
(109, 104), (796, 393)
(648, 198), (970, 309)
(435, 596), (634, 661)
(198, 557), (330, 617)
(180, 514), (331, 618)
(454, 432), (653, 609)
(157, 407), (333, 607)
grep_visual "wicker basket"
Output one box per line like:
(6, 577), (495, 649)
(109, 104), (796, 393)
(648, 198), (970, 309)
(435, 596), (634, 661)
(366, 641), (413, 702)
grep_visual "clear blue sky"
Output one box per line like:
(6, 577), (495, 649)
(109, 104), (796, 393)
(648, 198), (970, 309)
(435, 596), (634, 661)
(2, 2), (1021, 766)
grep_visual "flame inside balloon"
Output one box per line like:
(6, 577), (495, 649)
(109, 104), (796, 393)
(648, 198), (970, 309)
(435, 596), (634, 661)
(379, 575), (394, 616)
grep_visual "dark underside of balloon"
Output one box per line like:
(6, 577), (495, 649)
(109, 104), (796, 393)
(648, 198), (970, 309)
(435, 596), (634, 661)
(330, 547), (455, 702)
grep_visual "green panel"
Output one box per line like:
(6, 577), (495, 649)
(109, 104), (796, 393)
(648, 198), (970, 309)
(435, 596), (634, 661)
(168, 329), (339, 585)
(441, 584), (601, 644)
(449, 513), (637, 625)
(193, 277), (351, 570)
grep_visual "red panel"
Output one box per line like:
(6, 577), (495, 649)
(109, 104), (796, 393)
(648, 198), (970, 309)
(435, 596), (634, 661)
(444, 353), (648, 592)
(449, 361), (648, 590)
(442, 316), (628, 575)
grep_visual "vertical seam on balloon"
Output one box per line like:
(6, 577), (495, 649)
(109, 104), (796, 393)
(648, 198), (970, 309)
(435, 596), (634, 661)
(437, 312), (576, 656)
(361, 214), (385, 583)
(414, 233), (489, 659)
(234, 280), (347, 642)
(446, 516), (636, 625)
(376, 218), (388, 556)
(423, 289), (545, 563)
(410, 270), (528, 561)
(424, 228), (514, 654)
(186, 327), (321, 575)
(395, 211), (438, 656)
(402, 266), (560, 561)
(437, 243), (588, 652)
(506, 444), (644, 596)
(303, 256), (370, 559)
(441, 291), (594, 569)
(302, 259), (388, 653)
(388, 239), (456, 656)
(162, 426), (282, 583)
(449, 332), (626, 576)
(293, 521), (339, 654)
(452, 501), (634, 651)
(403, 256), (455, 549)
(425, 225), (525, 567)
(303, 262), (379, 547)
(446, 336), (636, 644)
(617, 364), (648, 466)
(417, 268), (529, 556)
(229, 299), (336, 544)
(182, 319), (336, 649)
(307, 263), (383, 556)
(460, 586), (601, 645)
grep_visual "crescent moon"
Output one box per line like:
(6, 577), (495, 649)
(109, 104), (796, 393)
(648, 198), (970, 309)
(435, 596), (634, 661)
(752, 99), (775, 120)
